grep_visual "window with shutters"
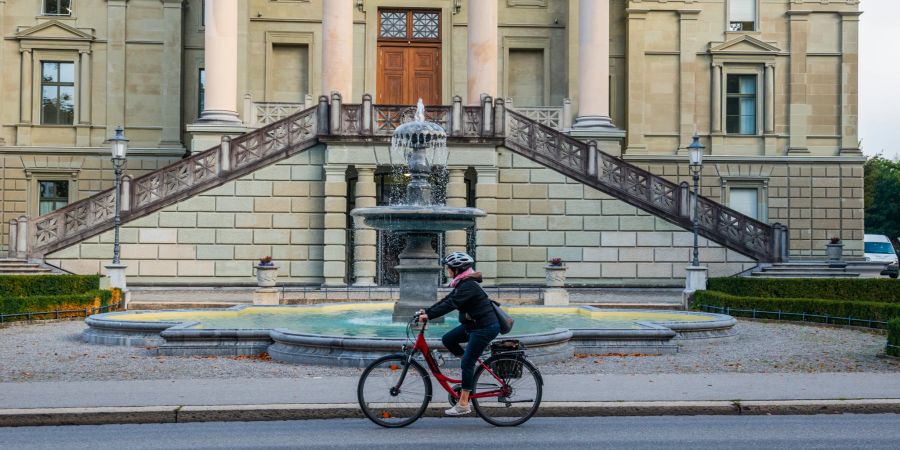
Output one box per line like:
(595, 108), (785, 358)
(729, 0), (757, 32)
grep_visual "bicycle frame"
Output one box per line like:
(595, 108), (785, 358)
(397, 320), (509, 401)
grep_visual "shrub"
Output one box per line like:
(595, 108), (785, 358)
(888, 318), (900, 357)
(0, 290), (114, 318)
(707, 277), (900, 304)
(0, 275), (100, 298)
(691, 290), (900, 325)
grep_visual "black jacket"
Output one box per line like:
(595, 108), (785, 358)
(425, 272), (498, 329)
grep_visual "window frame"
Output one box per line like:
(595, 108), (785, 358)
(727, 0), (758, 32)
(721, 178), (768, 223)
(198, 68), (205, 116)
(377, 8), (442, 43)
(40, 60), (77, 125)
(41, 0), (73, 17)
(725, 72), (760, 136)
(24, 169), (79, 218)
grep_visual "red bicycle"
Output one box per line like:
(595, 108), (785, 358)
(357, 315), (543, 427)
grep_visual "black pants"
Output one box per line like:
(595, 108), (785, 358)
(441, 322), (500, 391)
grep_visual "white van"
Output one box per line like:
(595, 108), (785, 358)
(864, 234), (899, 278)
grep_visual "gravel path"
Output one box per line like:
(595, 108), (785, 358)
(0, 319), (896, 382)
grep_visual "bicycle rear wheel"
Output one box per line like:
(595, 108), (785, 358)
(357, 354), (432, 428)
(472, 355), (542, 427)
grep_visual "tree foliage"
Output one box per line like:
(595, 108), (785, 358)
(864, 155), (900, 240)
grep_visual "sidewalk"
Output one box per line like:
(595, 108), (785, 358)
(2, 372), (899, 426)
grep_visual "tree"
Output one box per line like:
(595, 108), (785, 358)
(864, 155), (900, 241)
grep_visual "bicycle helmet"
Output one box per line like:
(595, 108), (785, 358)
(443, 251), (475, 269)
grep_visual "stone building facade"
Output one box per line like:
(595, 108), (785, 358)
(0, 0), (864, 286)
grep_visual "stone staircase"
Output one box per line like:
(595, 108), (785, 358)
(7, 95), (788, 267)
(0, 258), (57, 275)
(748, 261), (890, 278)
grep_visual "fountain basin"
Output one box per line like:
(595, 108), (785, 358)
(350, 205), (486, 232)
(83, 303), (736, 366)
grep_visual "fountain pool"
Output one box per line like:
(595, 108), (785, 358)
(84, 303), (736, 366)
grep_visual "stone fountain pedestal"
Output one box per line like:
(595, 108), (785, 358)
(393, 233), (443, 322)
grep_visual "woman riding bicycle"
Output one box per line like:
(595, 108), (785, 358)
(417, 251), (499, 416)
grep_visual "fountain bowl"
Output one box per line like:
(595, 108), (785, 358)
(350, 205), (485, 232)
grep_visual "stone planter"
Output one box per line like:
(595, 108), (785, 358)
(826, 243), (844, 262)
(254, 265), (279, 287)
(544, 265), (567, 287)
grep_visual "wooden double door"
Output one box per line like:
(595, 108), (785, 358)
(376, 9), (442, 105)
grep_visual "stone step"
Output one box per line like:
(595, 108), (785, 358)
(582, 302), (683, 310)
(750, 271), (859, 278)
(759, 267), (849, 273)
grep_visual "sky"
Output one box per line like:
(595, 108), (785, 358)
(859, 1), (900, 159)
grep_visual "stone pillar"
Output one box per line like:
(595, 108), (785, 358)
(445, 168), (468, 253)
(624, 8), (647, 153)
(198, 0), (240, 123)
(15, 216), (27, 260)
(682, 265), (708, 310)
(711, 63), (723, 133)
(19, 49), (32, 123)
(573, 0), (614, 129)
(160, 0), (184, 146)
(678, 10), (700, 147)
(353, 167), (377, 286)
(840, 12), (862, 155)
(8, 219), (18, 258)
(787, 10), (809, 153)
(322, 0), (353, 98)
(765, 64), (775, 134)
(78, 50), (92, 125)
(106, 0), (127, 136)
(466, 0), (498, 105)
(323, 165), (348, 286)
(474, 167), (498, 285)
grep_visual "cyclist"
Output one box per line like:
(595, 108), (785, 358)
(417, 251), (500, 416)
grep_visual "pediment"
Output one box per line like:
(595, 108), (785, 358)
(709, 35), (780, 54)
(16, 20), (93, 41)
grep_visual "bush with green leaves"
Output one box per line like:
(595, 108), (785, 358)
(692, 290), (900, 325)
(0, 290), (113, 317)
(0, 275), (100, 297)
(707, 277), (900, 304)
(888, 318), (900, 357)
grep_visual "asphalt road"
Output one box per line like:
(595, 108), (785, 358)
(2, 415), (899, 450)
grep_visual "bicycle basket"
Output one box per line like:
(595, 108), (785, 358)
(490, 340), (525, 379)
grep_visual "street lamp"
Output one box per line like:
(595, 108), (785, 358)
(687, 133), (704, 267)
(109, 127), (129, 265)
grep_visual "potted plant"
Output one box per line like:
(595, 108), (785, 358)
(544, 257), (567, 287)
(254, 256), (279, 287)
(826, 237), (844, 263)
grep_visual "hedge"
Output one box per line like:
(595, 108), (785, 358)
(0, 289), (114, 317)
(707, 277), (900, 304)
(691, 290), (900, 325)
(888, 318), (900, 357)
(0, 275), (100, 298)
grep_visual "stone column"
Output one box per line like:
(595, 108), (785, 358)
(160, 0), (184, 145)
(840, 12), (862, 155)
(78, 50), (92, 125)
(353, 167), (377, 286)
(765, 64), (775, 134)
(445, 168), (468, 253)
(624, 9), (647, 152)
(198, 0), (240, 123)
(15, 216), (27, 260)
(711, 63), (723, 133)
(20, 49), (32, 123)
(787, 10), (809, 153)
(8, 219), (18, 258)
(467, 0), (498, 105)
(323, 165), (348, 286)
(573, 0), (614, 129)
(474, 167), (498, 285)
(322, 0), (353, 98)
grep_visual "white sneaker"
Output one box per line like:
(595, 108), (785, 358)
(445, 403), (472, 416)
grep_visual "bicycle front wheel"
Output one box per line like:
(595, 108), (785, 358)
(357, 354), (432, 428)
(472, 355), (542, 427)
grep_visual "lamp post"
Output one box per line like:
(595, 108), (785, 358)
(687, 133), (704, 267)
(109, 127), (129, 265)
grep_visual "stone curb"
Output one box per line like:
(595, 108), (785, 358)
(2, 400), (899, 427)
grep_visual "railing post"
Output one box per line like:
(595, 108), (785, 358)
(678, 181), (691, 218)
(451, 95), (463, 136)
(481, 94), (493, 136)
(330, 92), (343, 134)
(304, 94), (313, 109)
(16, 216), (28, 259)
(120, 175), (132, 213)
(772, 222), (789, 263)
(317, 95), (330, 135)
(505, 97), (514, 110)
(361, 93), (373, 135)
(562, 98), (572, 129)
(243, 93), (255, 127)
(8, 219), (17, 258)
(493, 97), (505, 137)
(218, 136), (232, 176)
(587, 141), (598, 177)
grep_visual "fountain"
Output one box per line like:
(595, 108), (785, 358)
(350, 100), (485, 321)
